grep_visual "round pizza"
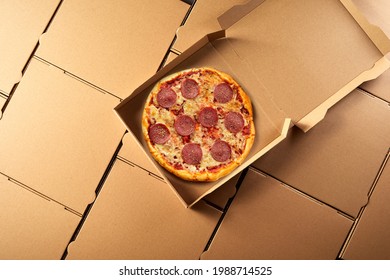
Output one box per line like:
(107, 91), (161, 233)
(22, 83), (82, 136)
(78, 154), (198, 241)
(142, 67), (255, 182)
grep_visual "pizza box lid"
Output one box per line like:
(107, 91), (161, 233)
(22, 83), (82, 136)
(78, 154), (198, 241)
(341, 154), (390, 259)
(0, 0), (61, 96)
(114, 0), (390, 207)
(35, 0), (189, 100)
(201, 168), (353, 259)
(66, 159), (222, 259)
(0, 58), (125, 214)
(0, 172), (80, 259)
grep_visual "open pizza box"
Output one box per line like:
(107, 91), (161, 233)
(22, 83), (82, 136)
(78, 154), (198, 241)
(115, 0), (390, 208)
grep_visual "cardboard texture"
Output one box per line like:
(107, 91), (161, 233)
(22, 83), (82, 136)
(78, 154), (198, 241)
(360, 68), (390, 102)
(115, 0), (390, 208)
(35, 0), (189, 99)
(0, 0), (60, 95)
(352, 0), (390, 38)
(174, 0), (248, 53)
(66, 159), (222, 260)
(118, 133), (236, 210)
(352, 0), (390, 102)
(342, 156), (390, 259)
(0, 58), (125, 214)
(0, 172), (80, 259)
(252, 89), (390, 218)
(201, 168), (353, 260)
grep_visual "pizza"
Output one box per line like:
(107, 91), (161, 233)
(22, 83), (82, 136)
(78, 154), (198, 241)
(142, 67), (255, 182)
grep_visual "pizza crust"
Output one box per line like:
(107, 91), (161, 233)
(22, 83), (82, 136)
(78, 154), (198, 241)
(142, 67), (255, 182)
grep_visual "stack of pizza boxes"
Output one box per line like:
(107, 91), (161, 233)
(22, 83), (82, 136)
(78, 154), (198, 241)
(1, 0), (389, 260)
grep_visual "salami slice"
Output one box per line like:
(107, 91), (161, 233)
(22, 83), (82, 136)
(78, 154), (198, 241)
(157, 87), (177, 108)
(149, 123), (170, 144)
(224, 111), (245, 134)
(214, 82), (233, 103)
(211, 140), (231, 162)
(198, 107), (218, 128)
(181, 78), (199, 99)
(182, 143), (202, 165)
(174, 115), (195, 136)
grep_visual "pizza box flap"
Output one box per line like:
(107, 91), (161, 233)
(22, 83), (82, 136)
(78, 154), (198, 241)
(66, 159), (222, 260)
(35, 0), (189, 100)
(174, 0), (248, 53)
(0, 58), (125, 214)
(114, 0), (389, 207)
(0, 173), (80, 259)
(0, 0), (61, 95)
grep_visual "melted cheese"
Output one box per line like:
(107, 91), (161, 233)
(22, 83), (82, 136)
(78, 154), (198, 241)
(147, 69), (250, 172)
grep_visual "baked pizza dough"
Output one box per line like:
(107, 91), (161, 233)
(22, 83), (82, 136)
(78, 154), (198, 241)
(142, 67), (255, 181)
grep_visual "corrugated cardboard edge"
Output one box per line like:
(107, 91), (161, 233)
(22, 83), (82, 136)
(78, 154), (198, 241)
(297, 57), (390, 132)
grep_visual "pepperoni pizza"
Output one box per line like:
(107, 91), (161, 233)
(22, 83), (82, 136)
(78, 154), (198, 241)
(142, 67), (255, 182)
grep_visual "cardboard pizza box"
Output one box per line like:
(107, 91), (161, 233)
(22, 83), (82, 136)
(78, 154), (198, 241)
(201, 168), (353, 260)
(118, 132), (237, 210)
(0, 0), (61, 96)
(0, 172), (80, 259)
(115, 0), (390, 208)
(352, 0), (390, 102)
(173, 0), (248, 53)
(66, 159), (222, 260)
(35, 0), (189, 100)
(252, 89), (390, 218)
(341, 154), (390, 259)
(0, 58), (125, 214)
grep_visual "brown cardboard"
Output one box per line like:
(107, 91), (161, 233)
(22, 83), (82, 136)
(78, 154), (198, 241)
(352, 0), (390, 38)
(35, 0), (189, 99)
(115, 0), (390, 207)
(66, 159), (222, 260)
(342, 155), (390, 260)
(201, 168), (353, 260)
(360, 68), (390, 102)
(252, 89), (390, 218)
(0, 58), (125, 214)
(0, 0), (60, 95)
(352, 0), (390, 102)
(0, 172), (80, 259)
(118, 132), (237, 210)
(174, 0), (248, 53)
